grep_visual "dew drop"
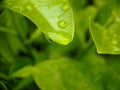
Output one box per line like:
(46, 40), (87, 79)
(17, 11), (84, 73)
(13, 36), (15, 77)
(62, 4), (69, 11)
(45, 35), (54, 43)
(48, 39), (54, 43)
(57, 20), (66, 29)
(68, 20), (71, 24)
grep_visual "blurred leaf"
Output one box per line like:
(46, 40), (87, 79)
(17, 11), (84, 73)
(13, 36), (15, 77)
(93, 0), (105, 7)
(33, 58), (103, 90)
(12, 65), (33, 78)
(12, 77), (33, 90)
(90, 0), (120, 54)
(90, 15), (120, 54)
(0, 33), (14, 63)
(75, 6), (97, 48)
(4, 0), (74, 45)
(95, 4), (112, 25)
(10, 57), (33, 75)
(26, 28), (42, 44)
(69, 0), (87, 10)
(81, 45), (106, 78)
(1, 0), (120, 90)
(0, 81), (8, 90)
(0, 10), (27, 55)
(10, 12), (29, 40)
(102, 55), (120, 90)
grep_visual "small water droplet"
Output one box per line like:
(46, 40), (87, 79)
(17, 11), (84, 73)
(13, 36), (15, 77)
(68, 20), (71, 24)
(57, 20), (66, 29)
(47, 32), (71, 45)
(48, 39), (54, 43)
(62, 4), (69, 11)
(45, 35), (54, 43)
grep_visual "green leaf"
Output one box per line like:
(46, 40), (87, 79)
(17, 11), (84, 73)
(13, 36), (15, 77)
(4, 0), (74, 45)
(0, 81), (8, 90)
(13, 77), (33, 90)
(33, 58), (103, 90)
(6, 11), (28, 55)
(103, 55), (120, 90)
(26, 28), (42, 44)
(89, 0), (120, 54)
(90, 16), (120, 54)
(75, 6), (97, 48)
(10, 56), (33, 75)
(0, 32), (14, 63)
(12, 65), (33, 78)
(0, 10), (27, 55)
(69, 0), (87, 10)
(95, 4), (112, 25)
(81, 45), (106, 78)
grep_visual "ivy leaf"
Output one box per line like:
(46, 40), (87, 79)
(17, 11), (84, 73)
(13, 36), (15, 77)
(4, 0), (74, 45)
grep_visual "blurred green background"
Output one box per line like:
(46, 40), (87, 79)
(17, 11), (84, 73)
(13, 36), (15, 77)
(0, 0), (120, 90)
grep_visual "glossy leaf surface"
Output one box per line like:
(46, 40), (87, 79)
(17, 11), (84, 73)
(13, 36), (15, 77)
(4, 0), (74, 45)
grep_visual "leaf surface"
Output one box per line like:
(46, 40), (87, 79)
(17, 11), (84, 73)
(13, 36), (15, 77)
(4, 0), (74, 45)
(33, 58), (103, 90)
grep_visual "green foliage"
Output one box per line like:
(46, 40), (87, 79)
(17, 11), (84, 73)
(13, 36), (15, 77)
(0, 0), (120, 90)
(90, 0), (120, 54)
(4, 0), (74, 45)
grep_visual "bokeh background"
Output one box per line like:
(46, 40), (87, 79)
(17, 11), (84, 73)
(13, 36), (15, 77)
(0, 0), (120, 90)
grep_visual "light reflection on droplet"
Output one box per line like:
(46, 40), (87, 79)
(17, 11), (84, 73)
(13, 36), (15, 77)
(57, 20), (66, 29)
(62, 4), (69, 11)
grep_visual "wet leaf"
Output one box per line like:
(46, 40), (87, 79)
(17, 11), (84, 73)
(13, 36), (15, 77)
(4, 0), (74, 45)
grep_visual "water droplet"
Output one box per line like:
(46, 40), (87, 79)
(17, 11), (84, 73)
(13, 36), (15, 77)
(68, 20), (71, 24)
(48, 39), (54, 43)
(57, 20), (66, 29)
(45, 35), (54, 43)
(62, 4), (69, 11)
(47, 32), (71, 45)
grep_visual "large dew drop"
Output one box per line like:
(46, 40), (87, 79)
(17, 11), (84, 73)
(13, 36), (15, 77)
(57, 20), (66, 29)
(47, 32), (71, 45)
